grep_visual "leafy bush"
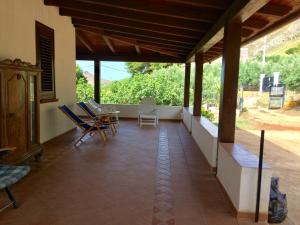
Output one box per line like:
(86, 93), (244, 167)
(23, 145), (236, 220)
(76, 77), (93, 102)
(201, 108), (215, 121)
(285, 44), (300, 55)
(101, 64), (184, 106)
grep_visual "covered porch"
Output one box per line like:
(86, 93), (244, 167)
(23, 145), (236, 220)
(0, 120), (264, 225)
(1, 0), (300, 224)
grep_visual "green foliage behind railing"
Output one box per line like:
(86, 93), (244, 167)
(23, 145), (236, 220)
(101, 64), (184, 106)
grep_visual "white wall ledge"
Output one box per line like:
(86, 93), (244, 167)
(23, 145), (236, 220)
(217, 143), (272, 220)
(85, 104), (183, 120)
(197, 116), (218, 138)
(220, 143), (270, 169)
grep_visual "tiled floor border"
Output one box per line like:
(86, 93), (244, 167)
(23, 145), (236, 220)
(152, 127), (175, 225)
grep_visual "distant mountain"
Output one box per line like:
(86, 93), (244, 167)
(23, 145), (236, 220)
(83, 71), (112, 86)
(245, 19), (300, 58)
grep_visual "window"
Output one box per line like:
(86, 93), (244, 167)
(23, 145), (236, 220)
(36, 21), (56, 102)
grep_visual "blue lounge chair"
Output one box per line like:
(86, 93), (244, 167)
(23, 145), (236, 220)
(0, 147), (30, 211)
(58, 105), (108, 146)
(77, 102), (117, 135)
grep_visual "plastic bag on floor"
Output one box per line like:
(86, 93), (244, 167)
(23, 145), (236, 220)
(268, 177), (288, 223)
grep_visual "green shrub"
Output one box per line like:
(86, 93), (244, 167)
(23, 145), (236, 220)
(201, 108), (215, 121)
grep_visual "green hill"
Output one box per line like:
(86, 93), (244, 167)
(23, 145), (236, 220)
(246, 19), (300, 57)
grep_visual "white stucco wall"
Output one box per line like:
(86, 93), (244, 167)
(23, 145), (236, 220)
(183, 107), (193, 132)
(77, 104), (183, 120)
(191, 116), (218, 168)
(183, 107), (218, 167)
(217, 143), (272, 216)
(0, 0), (76, 143)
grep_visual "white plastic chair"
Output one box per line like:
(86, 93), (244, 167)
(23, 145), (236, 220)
(138, 97), (158, 128)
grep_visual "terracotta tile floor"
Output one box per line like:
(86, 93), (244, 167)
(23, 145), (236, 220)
(0, 121), (268, 225)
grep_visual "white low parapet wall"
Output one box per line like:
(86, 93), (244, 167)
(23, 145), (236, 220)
(103, 104), (182, 120)
(183, 107), (272, 221)
(217, 143), (272, 220)
(192, 116), (218, 169)
(183, 107), (218, 169)
(183, 107), (193, 132)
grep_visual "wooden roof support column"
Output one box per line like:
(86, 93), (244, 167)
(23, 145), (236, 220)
(193, 52), (204, 116)
(183, 63), (191, 107)
(218, 17), (242, 143)
(94, 60), (101, 103)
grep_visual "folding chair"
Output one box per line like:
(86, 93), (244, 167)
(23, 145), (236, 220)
(58, 105), (108, 146)
(77, 102), (117, 135)
(87, 100), (120, 126)
(0, 147), (30, 211)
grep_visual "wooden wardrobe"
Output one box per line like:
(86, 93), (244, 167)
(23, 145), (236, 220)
(0, 59), (42, 163)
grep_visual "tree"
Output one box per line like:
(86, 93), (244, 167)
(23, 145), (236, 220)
(203, 63), (221, 105)
(239, 60), (262, 89)
(76, 65), (87, 84)
(285, 44), (300, 55)
(101, 64), (184, 105)
(125, 62), (173, 76)
(76, 77), (94, 102)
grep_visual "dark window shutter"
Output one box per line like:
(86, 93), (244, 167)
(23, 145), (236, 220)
(39, 36), (53, 92)
(36, 21), (55, 101)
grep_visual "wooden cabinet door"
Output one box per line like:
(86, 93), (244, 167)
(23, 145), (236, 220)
(4, 71), (28, 163)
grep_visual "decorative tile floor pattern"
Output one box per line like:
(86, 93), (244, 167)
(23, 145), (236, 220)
(0, 121), (268, 225)
(152, 128), (175, 225)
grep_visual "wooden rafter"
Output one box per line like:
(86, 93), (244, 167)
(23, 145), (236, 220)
(45, 0), (214, 31)
(135, 45), (141, 55)
(258, 3), (292, 16)
(76, 27), (180, 58)
(187, 0), (270, 61)
(243, 8), (300, 46)
(76, 53), (185, 63)
(76, 31), (94, 52)
(60, 8), (205, 38)
(77, 25), (193, 52)
(103, 35), (180, 58)
(243, 16), (269, 29)
(242, 28), (254, 37)
(165, 0), (230, 10)
(102, 35), (116, 54)
(72, 19), (198, 45)
(74, 24), (196, 49)
(71, 0), (219, 22)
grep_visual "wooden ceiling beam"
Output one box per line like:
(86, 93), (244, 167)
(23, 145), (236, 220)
(206, 49), (222, 54)
(135, 45), (141, 55)
(45, 0), (213, 31)
(73, 23), (196, 48)
(187, 0), (270, 62)
(165, 0), (230, 10)
(77, 26), (193, 51)
(103, 35), (180, 58)
(258, 3), (292, 16)
(76, 31), (95, 53)
(243, 16), (269, 29)
(73, 0), (219, 22)
(72, 19), (198, 45)
(243, 9), (300, 46)
(75, 27), (182, 58)
(60, 8), (205, 38)
(76, 53), (185, 63)
(102, 35), (116, 54)
(242, 28), (254, 37)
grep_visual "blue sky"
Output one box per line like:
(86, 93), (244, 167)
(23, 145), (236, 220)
(76, 60), (131, 80)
